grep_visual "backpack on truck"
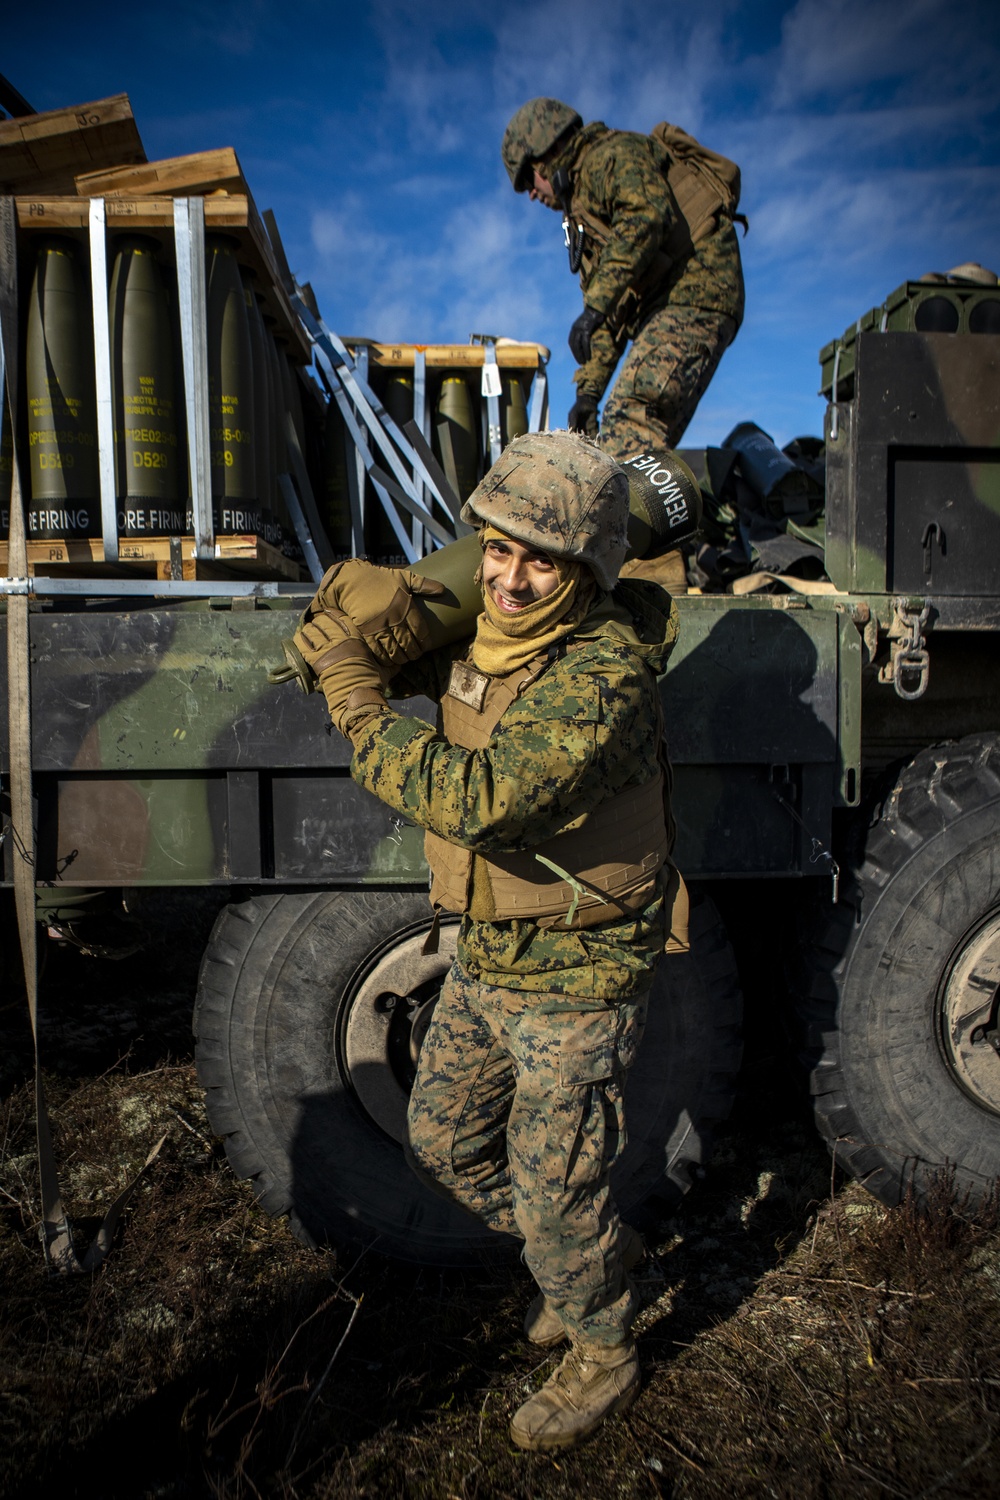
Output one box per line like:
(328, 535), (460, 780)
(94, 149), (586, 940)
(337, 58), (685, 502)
(651, 121), (746, 256)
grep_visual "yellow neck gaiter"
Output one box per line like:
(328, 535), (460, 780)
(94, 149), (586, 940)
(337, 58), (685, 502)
(471, 530), (598, 675)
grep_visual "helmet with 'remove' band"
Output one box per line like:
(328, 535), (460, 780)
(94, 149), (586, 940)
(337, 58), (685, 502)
(461, 431), (628, 592)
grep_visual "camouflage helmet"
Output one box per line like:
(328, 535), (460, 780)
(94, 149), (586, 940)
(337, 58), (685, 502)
(461, 431), (628, 591)
(501, 98), (583, 192)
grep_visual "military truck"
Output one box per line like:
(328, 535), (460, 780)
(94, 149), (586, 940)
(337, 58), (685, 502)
(4, 184), (1000, 1261)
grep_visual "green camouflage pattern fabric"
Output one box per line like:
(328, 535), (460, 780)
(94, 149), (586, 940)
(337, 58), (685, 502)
(545, 123), (744, 437)
(405, 962), (647, 1345)
(350, 583), (678, 1003)
(461, 431), (629, 592)
(600, 302), (740, 455)
(501, 97), (583, 192)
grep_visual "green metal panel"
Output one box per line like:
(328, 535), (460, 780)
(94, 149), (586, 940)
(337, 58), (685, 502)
(663, 595), (841, 877)
(662, 596), (839, 766)
(4, 593), (848, 886)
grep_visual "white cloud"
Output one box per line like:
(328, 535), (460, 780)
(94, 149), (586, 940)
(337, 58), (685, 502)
(774, 0), (999, 106)
(262, 0), (1000, 439)
(310, 182), (575, 347)
(489, 0), (740, 133)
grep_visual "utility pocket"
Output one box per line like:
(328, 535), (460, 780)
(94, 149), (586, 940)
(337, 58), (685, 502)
(558, 1004), (642, 1088)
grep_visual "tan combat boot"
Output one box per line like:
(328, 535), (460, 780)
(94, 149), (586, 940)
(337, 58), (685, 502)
(510, 1338), (640, 1452)
(523, 1223), (646, 1348)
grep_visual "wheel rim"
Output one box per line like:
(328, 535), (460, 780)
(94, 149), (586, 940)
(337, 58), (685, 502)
(939, 909), (1000, 1115)
(339, 921), (458, 1143)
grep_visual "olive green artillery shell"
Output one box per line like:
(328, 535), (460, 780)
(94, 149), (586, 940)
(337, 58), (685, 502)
(434, 375), (480, 506)
(109, 236), (183, 530)
(203, 237), (254, 510)
(25, 237), (100, 537)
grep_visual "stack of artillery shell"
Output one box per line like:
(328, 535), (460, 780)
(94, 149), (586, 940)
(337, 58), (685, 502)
(14, 224), (313, 569)
(3, 100), (315, 579)
(320, 353), (541, 564)
(4, 94), (549, 578)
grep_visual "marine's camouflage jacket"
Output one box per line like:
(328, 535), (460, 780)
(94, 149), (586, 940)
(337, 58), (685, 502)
(350, 580), (679, 1006)
(548, 122), (745, 401)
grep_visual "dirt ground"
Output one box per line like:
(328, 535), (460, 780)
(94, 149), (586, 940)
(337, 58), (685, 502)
(2, 891), (999, 1499)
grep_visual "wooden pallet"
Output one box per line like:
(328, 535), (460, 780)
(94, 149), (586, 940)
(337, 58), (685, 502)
(75, 146), (247, 200)
(0, 534), (302, 582)
(351, 339), (550, 370)
(0, 95), (145, 195)
(14, 192), (309, 361)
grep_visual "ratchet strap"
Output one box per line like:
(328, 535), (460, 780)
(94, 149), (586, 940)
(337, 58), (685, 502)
(1, 197), (163, 1272)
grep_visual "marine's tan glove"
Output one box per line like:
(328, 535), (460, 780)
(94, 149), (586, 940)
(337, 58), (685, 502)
(290, 609), (389, 739)
(311, 559), (446, 670)
(269, 559), (447, 696)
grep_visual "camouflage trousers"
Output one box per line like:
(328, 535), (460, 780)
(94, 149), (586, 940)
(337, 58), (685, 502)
(600, 304), (739, 456)
(405, 962), (650, 1347)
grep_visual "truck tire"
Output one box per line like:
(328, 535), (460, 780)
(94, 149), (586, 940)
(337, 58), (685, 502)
(802, 733), (1000, 1207)
(194, 886), (742, 1263)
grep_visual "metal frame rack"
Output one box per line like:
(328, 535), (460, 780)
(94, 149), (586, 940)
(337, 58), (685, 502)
(1, 194), (550, 602)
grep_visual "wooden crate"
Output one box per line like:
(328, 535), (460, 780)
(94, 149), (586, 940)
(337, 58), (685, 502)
(15, 192), (309, 361)
(351, 339), (550, 370)
(0, 95), (145, 195)
(75, 146), (248, 200)
(0, 534), (302, 582)
(4, 94), (315, 585)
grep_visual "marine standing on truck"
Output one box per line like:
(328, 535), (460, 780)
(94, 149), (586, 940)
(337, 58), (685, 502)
(501, 97), (745, 456)
(289, 431), (686, 1451)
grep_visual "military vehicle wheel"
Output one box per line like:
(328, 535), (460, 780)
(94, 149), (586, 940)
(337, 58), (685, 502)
(194, 886), (742, 1263)
(802, 733), (1000, 1206)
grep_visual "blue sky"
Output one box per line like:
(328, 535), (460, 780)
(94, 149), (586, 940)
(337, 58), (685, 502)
(5, 0), (1000, 449)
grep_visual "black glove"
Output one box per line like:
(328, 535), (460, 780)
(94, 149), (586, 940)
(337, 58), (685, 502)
(567, 392), (598, 436)
(568, 305), (605, 365)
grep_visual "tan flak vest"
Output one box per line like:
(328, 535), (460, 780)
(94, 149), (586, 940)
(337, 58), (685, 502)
(425, 649), (689, 951)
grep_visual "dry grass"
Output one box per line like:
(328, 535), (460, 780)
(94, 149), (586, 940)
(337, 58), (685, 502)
(1, 891), (999, 1498)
